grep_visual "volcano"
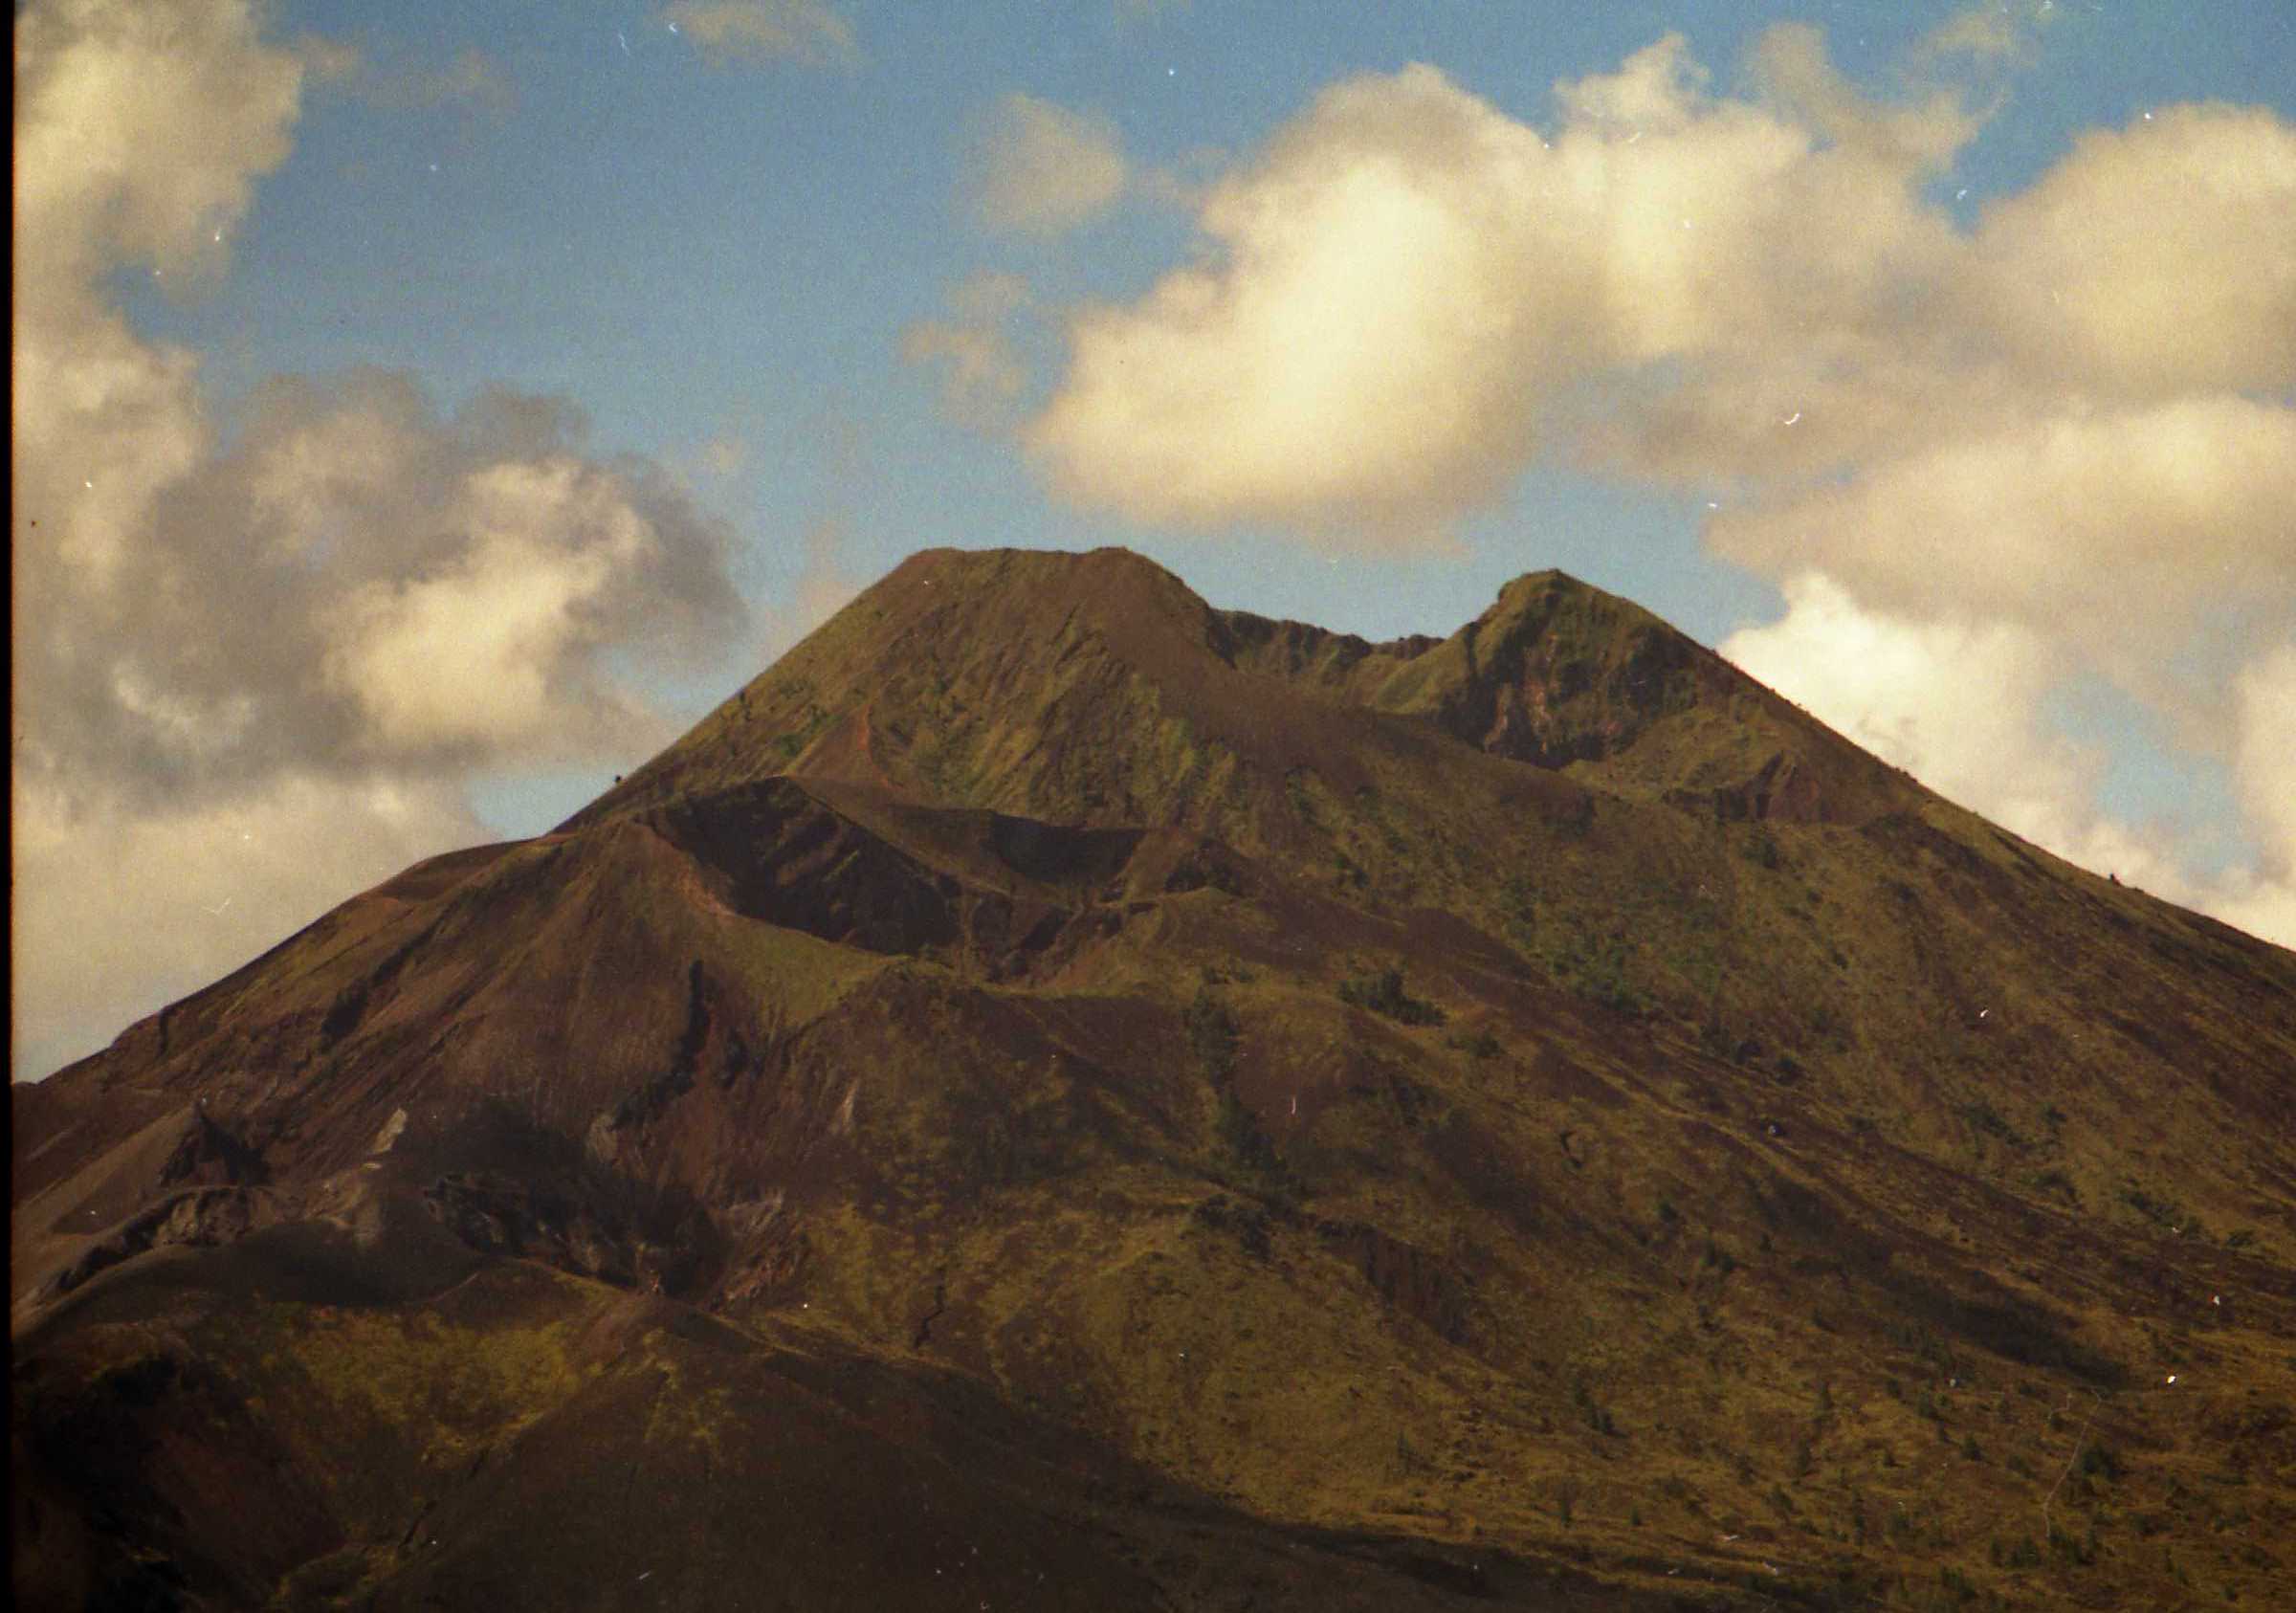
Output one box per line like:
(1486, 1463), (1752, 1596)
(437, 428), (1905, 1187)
(14, 546), (2296, 1611)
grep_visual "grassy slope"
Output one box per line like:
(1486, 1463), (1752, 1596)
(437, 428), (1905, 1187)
(15, 546), (2296, 1612)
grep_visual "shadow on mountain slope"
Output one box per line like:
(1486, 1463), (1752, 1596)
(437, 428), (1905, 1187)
(15, 547), (2296, 1611)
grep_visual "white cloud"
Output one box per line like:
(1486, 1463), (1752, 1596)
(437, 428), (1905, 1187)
(661, 0), (856, 66)
(11, 1), (746, 1077)
(1024, 41), (1967, 543)
(1749, 22), (1981, 171)
(968, 93), (1130, 235)
(1705, 396), (2296, 728)
(1971, 104), (2296, 394)
(13, 0), (298, 583)
(19, 369), (742, 799)
(1027, 32), (2294, 542)
(13, 0), (301, 296)
(1027, 65), (1567, 543)
(2234, 649), (2296, 873)
(321, 458), (681, 758)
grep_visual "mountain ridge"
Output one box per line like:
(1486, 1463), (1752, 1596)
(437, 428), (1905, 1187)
(572, 546), (1910, 839)
(14, 544), (2296, 1613)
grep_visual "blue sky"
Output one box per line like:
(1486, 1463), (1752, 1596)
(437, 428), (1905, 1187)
(14, 0), (2296, 1077)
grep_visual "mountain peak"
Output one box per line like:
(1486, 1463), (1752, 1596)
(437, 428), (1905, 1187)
(567, 545), (1237, 832)
(1495, 563), (1588, 592)
(18, 548), (2296, 1613)
(570, 545), (1908, 840)
(885, 543), (1205, 623)
(1371, 562), (1725, 760)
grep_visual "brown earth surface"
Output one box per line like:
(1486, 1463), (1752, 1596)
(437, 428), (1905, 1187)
(14, 546), (2296, 1611)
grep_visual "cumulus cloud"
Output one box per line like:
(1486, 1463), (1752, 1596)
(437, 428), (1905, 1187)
(1027, 33), (2293, 539)
(967, 93), (1131, 235)
(1750, 22), (1983, 171)
(2233, 651), (2296, 875)
(319, 449), (722, 759)
(14, 0), (296, 591)
(12, 0), (745, 1076)
(900, 272), (1034, 430)
(1972, 104), (2296, 394)
(21, 368), (740, 803)
(1022, 24), (2295, 946)
(1025, 39), (1970, 543)
(1705, 396), (2296, 726)
(1027, 65), (1563, 543)
(1925, 10), (2020, 60)
(662, 0), (856, 67)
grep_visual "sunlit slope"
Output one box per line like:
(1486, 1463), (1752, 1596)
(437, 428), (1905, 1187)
(15, 546), (2295, 1612)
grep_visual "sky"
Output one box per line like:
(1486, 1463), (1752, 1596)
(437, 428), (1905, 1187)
(13, 0), (2295, 1080)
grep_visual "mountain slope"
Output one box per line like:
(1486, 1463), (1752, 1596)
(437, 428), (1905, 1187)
(15, 546), (2296, 1612)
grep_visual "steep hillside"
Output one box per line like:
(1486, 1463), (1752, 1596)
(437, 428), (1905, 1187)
(15, 547), (2296, 1612)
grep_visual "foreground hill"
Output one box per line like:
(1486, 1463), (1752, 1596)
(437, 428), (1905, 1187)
(14, 546), (2296, 1612)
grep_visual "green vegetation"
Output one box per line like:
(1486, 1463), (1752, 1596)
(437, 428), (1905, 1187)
(19, 547), (2296, 1612)
(1958, 1100), (2028, 1150)
(244, 1289), (591, 1467)
(1570, 1378), (1618, 1437)
(2080, 1443), (2123, 1483)
(1184, 983), (1296, 1203)
(1336, 965), (1444, 1026)
(767, 701), (834, 762)
(1539, 917), (1649, 1016)
(1183, 983), (1240, 1082)
(2121, 1182), (2202, 1236)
